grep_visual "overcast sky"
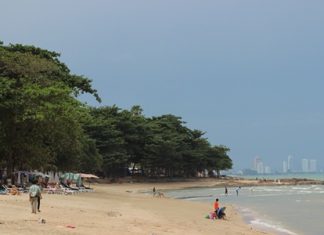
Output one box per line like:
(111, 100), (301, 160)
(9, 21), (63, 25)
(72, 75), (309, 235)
(2, 0), (324, 171)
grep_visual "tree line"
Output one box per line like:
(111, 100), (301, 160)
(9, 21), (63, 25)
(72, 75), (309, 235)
(0, 42), (232, 181)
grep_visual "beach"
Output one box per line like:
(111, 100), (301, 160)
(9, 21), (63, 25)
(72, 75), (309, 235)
(0, 180), (273, 235)
(165, 178), (324, 235)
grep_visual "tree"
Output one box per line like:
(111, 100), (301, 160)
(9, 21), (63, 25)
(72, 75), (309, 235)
(206, 145), (232, 177)
(0, 42), (100, 181)
(84, 106), (128, 177)
(141, 115), (189, 177)
(0, 41), (233, 180)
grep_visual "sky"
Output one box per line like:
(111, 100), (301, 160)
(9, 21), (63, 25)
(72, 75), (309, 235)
(1, 0), (324, 171)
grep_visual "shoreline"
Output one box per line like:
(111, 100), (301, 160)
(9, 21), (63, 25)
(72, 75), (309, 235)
(119, 176), (324, 190)
(136, 178), (320, 235)
(1, 178), (321, 234)
(0, 180), (276, 235)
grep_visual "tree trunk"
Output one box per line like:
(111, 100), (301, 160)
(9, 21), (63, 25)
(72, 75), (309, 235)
(216, 169), (220, 178)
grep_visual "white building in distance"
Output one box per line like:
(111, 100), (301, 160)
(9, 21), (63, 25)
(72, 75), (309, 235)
(264, 166), (271, 174)
(283, 161), (288, 173)
(256, 161), (264, 174)
(302, 158), (309, 172)
(301, 158), (317, 173)
(253, 156), (261, 171)
(287, 155), (293, 172)
(309, 159), (317, 172)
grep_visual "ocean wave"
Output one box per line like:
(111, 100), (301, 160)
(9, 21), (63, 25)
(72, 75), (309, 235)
(258, 188), (285, 192)
(175, 194), (213, 200)
(250, 219), (297, 235)
(248, 193), (292, 197)
(297, 190), (313, 194)
(313, 187), (323, 190)
(292, 187), (310, 190)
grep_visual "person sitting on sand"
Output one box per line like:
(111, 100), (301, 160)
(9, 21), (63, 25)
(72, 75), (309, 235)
(217, 207), (226, 219)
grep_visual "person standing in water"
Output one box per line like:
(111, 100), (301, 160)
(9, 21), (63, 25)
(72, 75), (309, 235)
(235, 186), (241, 196)
(225, 186), (228, 196)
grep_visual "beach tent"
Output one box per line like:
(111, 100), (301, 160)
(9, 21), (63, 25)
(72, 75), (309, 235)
(34, 172), (50, 178)
(47, 172), (61, 183)
(15, 171), (31, 185)
(59, 173), (82, 186)
(15, 171), (50, 185)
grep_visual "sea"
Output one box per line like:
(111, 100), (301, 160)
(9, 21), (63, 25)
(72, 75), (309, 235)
(165, 173), (324, 235)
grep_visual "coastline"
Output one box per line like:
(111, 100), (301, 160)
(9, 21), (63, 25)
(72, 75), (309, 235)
(0, 180), (277, 235)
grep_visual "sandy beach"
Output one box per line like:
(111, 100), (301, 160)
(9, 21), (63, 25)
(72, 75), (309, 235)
(0, 180), (276, 235)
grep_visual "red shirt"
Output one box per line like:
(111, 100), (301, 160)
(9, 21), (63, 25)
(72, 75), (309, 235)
(214, 201), (219, 210)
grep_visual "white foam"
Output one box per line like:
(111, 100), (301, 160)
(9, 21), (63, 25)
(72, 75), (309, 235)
(298, 190), (313, 194)
(249, 193), (287, 197)
(250, 219), (298, 235)
(292, 187), (309, 190)
(240, 207), (254, 213)
(253, 187), (284, 192)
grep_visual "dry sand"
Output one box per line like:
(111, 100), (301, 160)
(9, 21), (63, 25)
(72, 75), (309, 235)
(0, 181), (272, 235)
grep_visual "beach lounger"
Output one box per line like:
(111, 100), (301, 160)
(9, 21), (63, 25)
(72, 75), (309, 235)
(60, 182), (80, 192)
(44, 183), (64, 195)
(0, 185), (8, 195)
(77, 185), (94, 192)
(59, 185), (77, 195)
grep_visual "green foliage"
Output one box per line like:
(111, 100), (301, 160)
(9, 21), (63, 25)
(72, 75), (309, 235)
(83, 106), (128, 177)
(0, 41), (232, 180)
(0, 42), (101, 179)
(86, 108), (232, 178)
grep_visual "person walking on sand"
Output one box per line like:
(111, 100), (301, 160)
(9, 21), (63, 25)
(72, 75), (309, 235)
(37, 177), (43, 212)
(29, 180), (41, 214)
(153, 187), (156, 197)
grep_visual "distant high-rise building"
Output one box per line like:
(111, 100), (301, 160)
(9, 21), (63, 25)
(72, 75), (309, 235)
(302, 158), (309, 172)
(309, 159), (317, 172)
(253, 156), (261, 171)
(287, 155), (293, 172)
(264, 166), (271, 174)
(283, 161), (288, 173)
(256, 161), (264, 174)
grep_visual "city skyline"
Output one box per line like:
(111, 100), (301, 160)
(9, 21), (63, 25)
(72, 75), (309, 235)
(243, 155), (322, 174)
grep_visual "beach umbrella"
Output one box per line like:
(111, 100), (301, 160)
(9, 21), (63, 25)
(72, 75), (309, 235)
(79, 173), (99, 179)
(35, 172), (50, 178)
(59, 173), (82, 186)
(79, 173), (99, 187)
